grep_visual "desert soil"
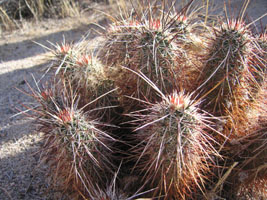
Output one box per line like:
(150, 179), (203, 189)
(0, 1), (266, 200)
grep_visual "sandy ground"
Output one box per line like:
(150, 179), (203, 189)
(0, 1), (266, 200)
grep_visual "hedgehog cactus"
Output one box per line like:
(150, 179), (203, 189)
(25, 81), (116, 199)
(99, 9), (195, 110)
(101, 19), (174, 100)
(66, 55), (117, 115)
(201, 19), (253, 112)
(130, 91), (217, 199)
(19, 1), (267, 199)
(52, 47), (118, 118)
(99, 4), (204, 110)
(197, 18), (265, 140)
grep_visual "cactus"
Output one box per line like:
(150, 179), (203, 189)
(98, 2), (199, 111)
(22, 80), (116, 199)
(51, 40), (119, 120)
(196, 17), (266, 141)
(19, 1), (267, 199)
(200, 19), (254, 113)
(129, 90), (218, 199)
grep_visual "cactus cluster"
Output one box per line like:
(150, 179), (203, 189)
(21, 1), (266, 199)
